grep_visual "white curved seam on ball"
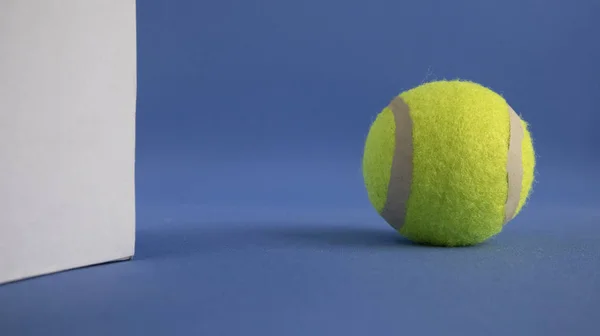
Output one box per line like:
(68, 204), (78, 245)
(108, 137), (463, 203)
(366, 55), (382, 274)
(504, 106), (525, 224)
(381, 96), (413, 231)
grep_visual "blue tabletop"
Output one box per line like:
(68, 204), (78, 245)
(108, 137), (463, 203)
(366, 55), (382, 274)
(1, 159), (598, 336)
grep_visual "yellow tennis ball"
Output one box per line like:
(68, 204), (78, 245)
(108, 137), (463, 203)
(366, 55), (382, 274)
(362, 80), (535, 247)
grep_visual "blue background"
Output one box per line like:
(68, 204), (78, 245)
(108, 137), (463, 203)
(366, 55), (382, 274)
(1, 0), (599, 335)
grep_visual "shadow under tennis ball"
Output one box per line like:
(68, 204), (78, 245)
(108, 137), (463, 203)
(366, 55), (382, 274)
(261, 225), (417, 249)
(134, 221), (495, 261)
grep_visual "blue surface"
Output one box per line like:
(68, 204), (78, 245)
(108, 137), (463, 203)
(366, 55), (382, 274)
(1, 0), (599, 335)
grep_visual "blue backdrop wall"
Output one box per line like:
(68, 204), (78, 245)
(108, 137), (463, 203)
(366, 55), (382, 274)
(136, 0), (598, 214)
(2, 1), (599, 335)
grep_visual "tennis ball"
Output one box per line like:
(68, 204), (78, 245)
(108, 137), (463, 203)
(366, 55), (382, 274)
(362, 80), (535, 247)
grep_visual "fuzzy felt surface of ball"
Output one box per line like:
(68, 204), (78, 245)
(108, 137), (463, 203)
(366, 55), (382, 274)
(362, 80), (535, 247)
